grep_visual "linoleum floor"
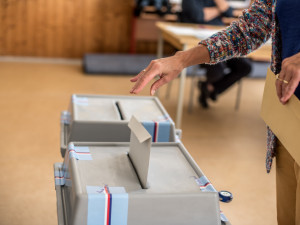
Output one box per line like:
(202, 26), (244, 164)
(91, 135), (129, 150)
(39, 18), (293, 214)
(0, 61), (276, 225)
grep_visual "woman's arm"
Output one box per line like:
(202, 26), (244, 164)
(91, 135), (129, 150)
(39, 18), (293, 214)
(201, 0), (273, 63)
(130, 45), (210, 95)
(130, 0), (273, 94)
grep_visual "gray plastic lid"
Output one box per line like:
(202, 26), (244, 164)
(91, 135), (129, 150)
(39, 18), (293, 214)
(72, 95), (171, 122)
(70, 143), (201, 194)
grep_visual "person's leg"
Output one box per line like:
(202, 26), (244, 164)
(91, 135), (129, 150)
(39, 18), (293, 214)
(201, 63), (225, 83)
(198, 63), (225, 108)
(276, 140), (297, 225)
(295, 160), (300, 224)
(212, 58), (252, 95)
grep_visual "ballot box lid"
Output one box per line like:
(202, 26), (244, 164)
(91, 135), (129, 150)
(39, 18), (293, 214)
(71, 94), (172, 123)
(60, 95), (178, 157)
(60, 142), (203, 193)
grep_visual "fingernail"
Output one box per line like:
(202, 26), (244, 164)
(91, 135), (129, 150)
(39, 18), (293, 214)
(151, 89), (156, 96)
(280, 98), (287, 104)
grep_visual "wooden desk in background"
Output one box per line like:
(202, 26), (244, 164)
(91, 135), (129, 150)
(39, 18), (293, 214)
(156, 21), (272, 128)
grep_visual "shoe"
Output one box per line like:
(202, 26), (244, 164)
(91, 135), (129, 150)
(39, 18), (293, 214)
(198, 81), (209, 109)
(209, 90), (217, 102)
(198, 81), (218, 100)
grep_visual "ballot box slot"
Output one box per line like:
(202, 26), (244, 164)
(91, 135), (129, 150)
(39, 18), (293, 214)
(126, 152), (148, 189)
(115, 101), (125, 120)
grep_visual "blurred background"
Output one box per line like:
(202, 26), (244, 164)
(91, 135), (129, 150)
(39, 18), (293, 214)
(0, 0), (275, 225)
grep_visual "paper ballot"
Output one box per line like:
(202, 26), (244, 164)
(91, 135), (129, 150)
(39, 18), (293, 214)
(128, 116), (152, 189)
(261, 68), (300, 165)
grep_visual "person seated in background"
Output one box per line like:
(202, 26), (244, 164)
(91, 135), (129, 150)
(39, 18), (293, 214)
(180, 0), (252, 108)
(134, 0), (171, 17)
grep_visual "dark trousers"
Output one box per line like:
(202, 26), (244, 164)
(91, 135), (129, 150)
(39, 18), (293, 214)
(201, 58), (252, 94)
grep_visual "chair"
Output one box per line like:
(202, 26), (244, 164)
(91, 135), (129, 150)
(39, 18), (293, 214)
(164, 65), (243, 112)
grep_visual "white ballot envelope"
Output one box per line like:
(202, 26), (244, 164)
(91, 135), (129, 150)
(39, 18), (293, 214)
(261, 68), (300, 165)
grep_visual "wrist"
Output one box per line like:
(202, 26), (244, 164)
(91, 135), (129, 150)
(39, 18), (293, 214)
(174, 51), (187, 70)
(175, 45), (210, 68)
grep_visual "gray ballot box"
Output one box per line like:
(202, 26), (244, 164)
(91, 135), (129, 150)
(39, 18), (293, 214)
(60, 94), (178, 157)
(54, 117), (230, 225)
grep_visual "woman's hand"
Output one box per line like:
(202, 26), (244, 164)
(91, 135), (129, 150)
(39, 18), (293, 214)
(130, 45), (210, 95)
(130, 53), (184, 95)
(275, 52), (300, 104)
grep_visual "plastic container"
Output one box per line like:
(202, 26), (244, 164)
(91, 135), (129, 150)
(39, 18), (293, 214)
(54, 142), (226, 225)
(60, 94), (179, 157)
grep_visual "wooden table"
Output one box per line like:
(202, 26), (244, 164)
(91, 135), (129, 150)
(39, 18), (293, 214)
(156, 21), (271, 128)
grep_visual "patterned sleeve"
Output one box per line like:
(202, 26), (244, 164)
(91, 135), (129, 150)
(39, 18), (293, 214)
(200, 0), (273, 64)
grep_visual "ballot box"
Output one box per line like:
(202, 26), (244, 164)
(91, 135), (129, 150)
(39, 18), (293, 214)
(54, 117), (229, 225)
(60, 94), (178, 157)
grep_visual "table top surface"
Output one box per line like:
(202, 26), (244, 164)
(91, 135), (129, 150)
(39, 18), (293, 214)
(156, 21), (271, 62)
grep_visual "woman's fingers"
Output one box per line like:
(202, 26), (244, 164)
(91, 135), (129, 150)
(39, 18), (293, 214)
(130, 56), (183, 94)
(276, 53), (300, 104)
(281, 68), (300, 104)
(150, 75), (171, 95)
(130, 65), (151, 82)
(130, 62), (160, 94)
(130, 71), (156, 94)
(130, 74), (141, 82)
(281, 76), (299, 104)
(281, 68), (293, 102)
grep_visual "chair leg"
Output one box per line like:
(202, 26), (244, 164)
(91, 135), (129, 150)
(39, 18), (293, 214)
(188, 75), (197, 113)
(235, 80), (243, 111)
(165, 80), (173, 99)
(188, 66), (200, 113)
(153, 76), (161, 97)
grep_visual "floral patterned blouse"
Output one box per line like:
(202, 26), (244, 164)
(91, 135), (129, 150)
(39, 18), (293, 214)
(199, 0), (280, 173)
